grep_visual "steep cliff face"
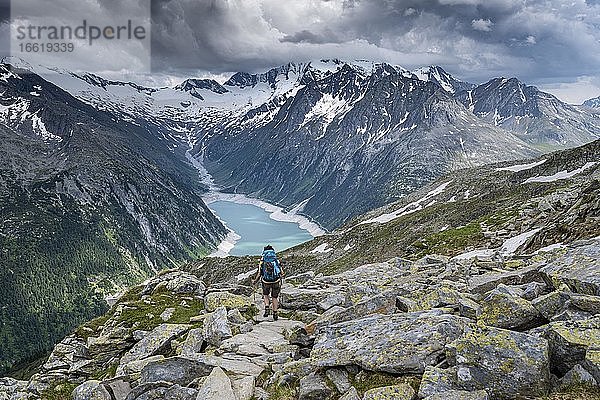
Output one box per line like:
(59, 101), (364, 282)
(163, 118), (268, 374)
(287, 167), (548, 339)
(194, 62), (539, 229)
(456, 77), (600, 148)
(0, 65), (227, 374)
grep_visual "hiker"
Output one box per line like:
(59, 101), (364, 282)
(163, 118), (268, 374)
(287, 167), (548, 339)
(253, 245), (284, 321)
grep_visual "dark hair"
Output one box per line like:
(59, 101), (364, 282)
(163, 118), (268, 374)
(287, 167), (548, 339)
(263, 245), (274, 251)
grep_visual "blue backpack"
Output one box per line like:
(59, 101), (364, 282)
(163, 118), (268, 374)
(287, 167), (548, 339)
(261, 249), (281, 282)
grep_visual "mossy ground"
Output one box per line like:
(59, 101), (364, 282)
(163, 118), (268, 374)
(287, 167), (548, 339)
(40, 382), (78, 400)
(351, 370), (420, 396)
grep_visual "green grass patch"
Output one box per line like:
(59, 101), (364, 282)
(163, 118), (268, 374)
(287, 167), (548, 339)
(411, 222), (483, 258)
(117, 293), (204, 331)
(40, 382), (78, 400)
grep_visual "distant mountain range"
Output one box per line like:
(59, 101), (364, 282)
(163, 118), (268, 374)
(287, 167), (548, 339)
(583, 95), (600, 108)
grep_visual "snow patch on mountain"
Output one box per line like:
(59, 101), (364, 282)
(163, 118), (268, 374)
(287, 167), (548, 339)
(360, 181), (452, 225)
(523, 162), (597, 183)
(496, 159), (547, 172)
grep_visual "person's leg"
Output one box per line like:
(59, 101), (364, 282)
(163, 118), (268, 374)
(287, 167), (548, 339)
(262, 283), (271, 317)
(271, 282), (281, 320)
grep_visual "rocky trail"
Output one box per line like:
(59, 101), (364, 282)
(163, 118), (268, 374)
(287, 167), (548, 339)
(1, 237), (600, 400)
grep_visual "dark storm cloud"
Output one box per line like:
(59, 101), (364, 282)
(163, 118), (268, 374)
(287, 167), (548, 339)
(280, 30), (340, 45)
(146, 0), (600, 87)
(2, 0), (599, 101)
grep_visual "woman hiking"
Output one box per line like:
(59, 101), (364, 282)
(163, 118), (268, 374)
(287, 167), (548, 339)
(253, 245), (285, 321)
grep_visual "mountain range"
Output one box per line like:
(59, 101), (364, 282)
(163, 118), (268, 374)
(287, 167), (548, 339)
(18, 58), (600, 228)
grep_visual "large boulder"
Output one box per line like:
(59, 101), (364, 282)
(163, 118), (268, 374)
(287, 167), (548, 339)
(311, 310), (472, 374)
(72, 380), (111, 400)
(540, 242), (600, 295)
(298, 373), (332, 400)
(195, 367), (236, 400)
(203, 306), (233, 346)
(118, 324), (190, 371)
(468, 265), (541, 294)
(478, 285), (543, 330)
(423, 390), (488, 400)
(139, 356), (212, 386)
(543, 316), (600, 374)
(445, 326), (550, 398)
(585, 348), (600, 383)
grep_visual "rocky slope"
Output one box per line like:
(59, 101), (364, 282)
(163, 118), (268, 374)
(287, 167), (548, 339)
(3, 141), (599, 399)
(583, 96), (600, 108)
(456, 78), (600, 149)
(0, 64), (227, 375)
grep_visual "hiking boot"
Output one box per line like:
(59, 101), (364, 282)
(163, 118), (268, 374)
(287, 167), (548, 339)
(263, 308), (270, 318)
(273, 311), (278, 321)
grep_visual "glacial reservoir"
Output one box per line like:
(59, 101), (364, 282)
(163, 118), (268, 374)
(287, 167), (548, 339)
(208, 200), (315, 256)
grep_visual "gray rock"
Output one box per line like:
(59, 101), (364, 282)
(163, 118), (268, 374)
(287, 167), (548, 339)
(124, 382), (171, 400)
(338, 387), (360, 400)
(311, 310), (472, 374)
(363, 384), (415, 400)
(325, 368), (351, 394)
(118, 355), (164, 378)
(227, 309), (246, 325)
(232, 376), (255, 400)
(102, 378), (131, 400)
(298, 373), (332, 400)
(139, 356), (212, 386)
(543, 316), (600, 374)
(584, 348), (600, 383)
(522, 281), (547, 300)
(532, 291), (569, 320)
(160, 308), (175, 322)
(445, 326), (550, 398)
(186, 353), (264, 377)
(540, 242), (600, 295)
(280, 286), (343, 311)
(196, 367), (236, 400)
(569, 293), (600, 315)
(179, 328), (204, 356)
(559, 364), (597, 390)
(204, 292), (254, 313)
(458, 298), (481, 320)
(469, 265), (541, 294)
(418, 367), (457, 398)
(203, 306), (233, 346)
(423, 389), (489, 400)
(119, 324), (190, 367)
(165, 273), (206, 296)
(478, 286), (543, 330)
(73, 380), (111, 400)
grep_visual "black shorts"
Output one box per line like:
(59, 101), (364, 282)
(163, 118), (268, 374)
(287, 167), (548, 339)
(262, 280), (281, 298)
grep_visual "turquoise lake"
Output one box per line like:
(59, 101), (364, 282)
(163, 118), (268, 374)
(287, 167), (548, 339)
(208, 200), (314, 256)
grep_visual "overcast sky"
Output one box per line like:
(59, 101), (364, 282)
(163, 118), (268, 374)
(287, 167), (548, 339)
(1, 0), (600, 103)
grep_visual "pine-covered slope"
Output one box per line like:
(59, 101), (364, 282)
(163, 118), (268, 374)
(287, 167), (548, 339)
(0, 65), (227, 374)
